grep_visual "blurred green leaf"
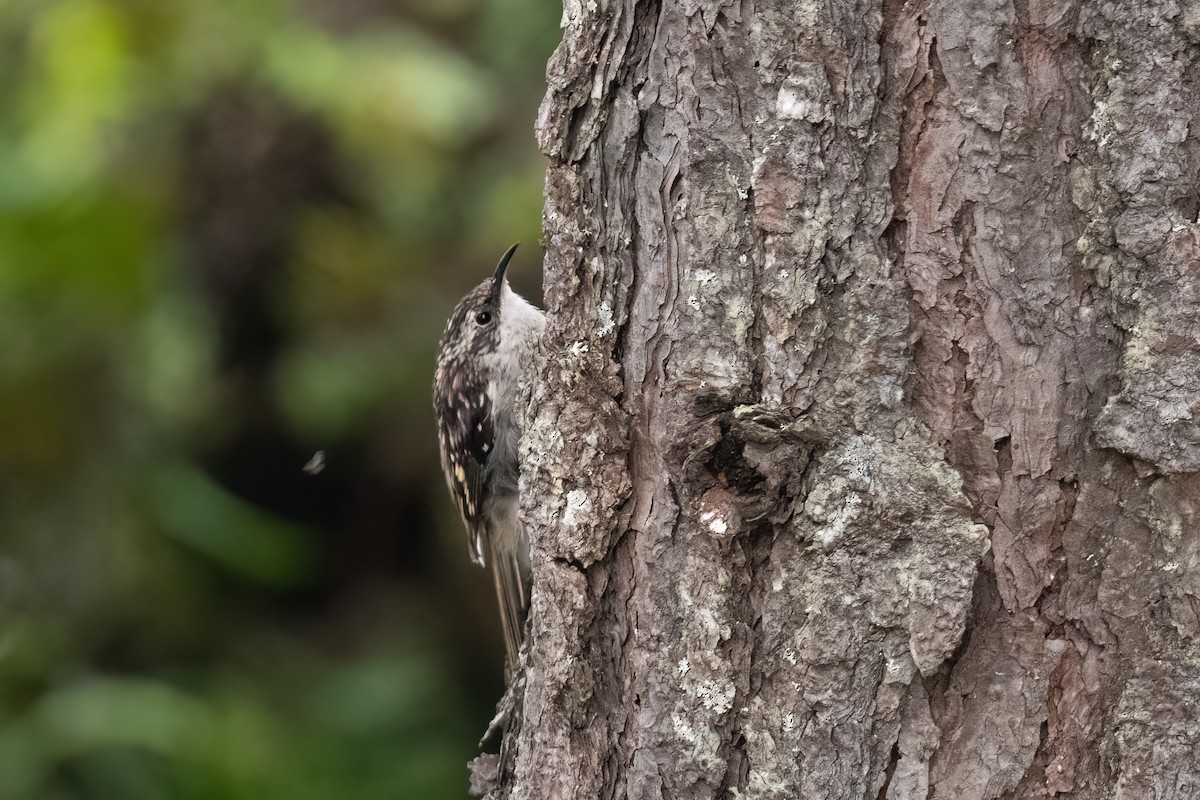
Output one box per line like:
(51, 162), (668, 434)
(127, 287), (217, 427)
(148, 465), (317, 588)
(273, 335), (402, 440)
(16, 0), (136, 189)
(36, 678), (214, 756)
(263, 26), (498, 148)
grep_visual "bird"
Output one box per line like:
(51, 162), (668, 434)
(433, 244), (545, 669)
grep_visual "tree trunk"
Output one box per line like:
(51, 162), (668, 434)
(483, 1), (1200, 798)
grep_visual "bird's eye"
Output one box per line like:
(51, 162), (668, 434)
(475, 310), (493, 326)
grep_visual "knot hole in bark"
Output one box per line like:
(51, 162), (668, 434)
(690, 398), (825, 525)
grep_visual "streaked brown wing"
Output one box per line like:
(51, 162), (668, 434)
(434, 383), (493, 565)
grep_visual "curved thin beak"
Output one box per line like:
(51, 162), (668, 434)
(490, 243), (519, 301)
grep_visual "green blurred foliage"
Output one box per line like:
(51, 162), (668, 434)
(0, 0), (560, 796)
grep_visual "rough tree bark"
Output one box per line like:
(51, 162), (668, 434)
(482, 0), (1200, 798)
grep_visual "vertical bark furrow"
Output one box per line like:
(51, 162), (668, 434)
(1071, 3), (1200, 797)
(884, 0), (1125, 796)
(1080, 4), (1200, 475)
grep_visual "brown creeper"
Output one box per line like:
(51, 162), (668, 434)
(433, 244), (545, 668)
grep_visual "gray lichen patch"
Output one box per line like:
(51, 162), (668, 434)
(789, 432), (988, 674)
